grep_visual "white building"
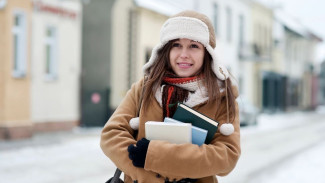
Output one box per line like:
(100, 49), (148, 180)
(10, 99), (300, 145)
(196, 0), (251, 93)
(31, 0), (82, 130)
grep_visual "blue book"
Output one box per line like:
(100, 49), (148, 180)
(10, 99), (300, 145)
(164, 117), (208, 146)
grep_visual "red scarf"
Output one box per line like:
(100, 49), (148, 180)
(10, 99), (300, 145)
(162, 74), (200, 118)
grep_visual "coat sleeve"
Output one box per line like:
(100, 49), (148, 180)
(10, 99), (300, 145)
(144, 87), (241, 179)
(100, 79), (144, 180)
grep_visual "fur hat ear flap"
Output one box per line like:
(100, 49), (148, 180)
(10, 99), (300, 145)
(218, 70), (234, 136)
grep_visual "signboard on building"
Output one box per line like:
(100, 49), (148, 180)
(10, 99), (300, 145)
(33, 1), (77, 20)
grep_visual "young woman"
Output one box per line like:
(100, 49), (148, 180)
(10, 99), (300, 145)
(100, 10), (240, 183)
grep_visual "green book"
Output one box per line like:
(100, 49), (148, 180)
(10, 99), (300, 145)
(172, 103), (219, 144)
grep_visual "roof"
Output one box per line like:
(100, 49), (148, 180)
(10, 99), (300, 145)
(275, 10), (308, 37)
(134, 0), (196, 16)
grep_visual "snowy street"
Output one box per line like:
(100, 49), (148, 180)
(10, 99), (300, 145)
(219, 107), (325, 183)
(1, 108), (325, 183)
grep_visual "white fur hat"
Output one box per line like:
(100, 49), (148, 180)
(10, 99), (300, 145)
(142, 10), (229, 80)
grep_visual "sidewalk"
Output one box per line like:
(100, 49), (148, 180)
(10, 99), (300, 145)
(0, 128), (114, 183)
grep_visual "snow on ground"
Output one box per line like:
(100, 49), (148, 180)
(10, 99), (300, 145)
(0, 106), (324, 183)
(242, 105), (325, 183)
(316, 105), (325, 113)
(242, 105), (325, 135)
(0, 128), (113, 183)
(249, 140), (325, 183)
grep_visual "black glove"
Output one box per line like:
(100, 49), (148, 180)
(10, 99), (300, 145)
(178, 178), (198, 183)
(165, 178), (198, 183)
(128, 138), (150, 168)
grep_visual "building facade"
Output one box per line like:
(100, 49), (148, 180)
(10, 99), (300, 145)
(273, 9), (322, 111)
(238, 0), (274, 110)
(0, 0), (82, 139)
(0, 0), (33, 139)
(81, 0), (116, 126)
(2, 0), (322, 138)
(31, 0), (82, 130)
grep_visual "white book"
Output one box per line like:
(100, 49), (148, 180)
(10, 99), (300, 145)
(145, 121), (192, 144)
(164, 117), (208, 146)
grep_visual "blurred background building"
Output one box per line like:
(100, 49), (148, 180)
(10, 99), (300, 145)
(31, 0), (82, 132)
(0, 0), (323, 139)
(0, 0), (33, 139)
(0, 0), (82, 139)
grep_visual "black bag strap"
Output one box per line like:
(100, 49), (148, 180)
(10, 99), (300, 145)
(105, 168), (123, 183)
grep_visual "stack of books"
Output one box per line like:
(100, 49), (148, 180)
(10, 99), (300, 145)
(145, 103), (219, 146)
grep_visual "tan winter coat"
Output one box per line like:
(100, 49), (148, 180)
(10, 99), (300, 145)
(100, 79), (241, 183)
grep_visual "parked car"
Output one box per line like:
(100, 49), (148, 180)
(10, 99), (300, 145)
(237, 97), (259, 126)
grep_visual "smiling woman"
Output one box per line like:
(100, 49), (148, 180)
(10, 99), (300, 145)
(101, 10), (240, 183)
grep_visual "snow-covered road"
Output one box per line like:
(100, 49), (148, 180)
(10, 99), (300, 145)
(250, 140), (325, 183)
(219, 108), (325, 183)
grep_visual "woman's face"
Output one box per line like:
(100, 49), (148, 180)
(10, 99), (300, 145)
(169, 38), (205, 77)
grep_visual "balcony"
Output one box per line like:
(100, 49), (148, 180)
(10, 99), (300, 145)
(238, 43), (271, 62)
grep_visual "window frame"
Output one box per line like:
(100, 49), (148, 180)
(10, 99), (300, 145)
(226, 6), (232, 43)
(12, 10), (27, 78)
(44, 26), (58, 81)
(213, 3), (219, 35)
(238, 14), (245, 48)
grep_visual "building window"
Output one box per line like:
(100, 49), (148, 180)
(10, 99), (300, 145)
(12, 10), (27, 78)
(213, 3), (218, 35)
(238, 14), (245, 48)
(226, 7), (232, 42)
(264, 26), (268, 52)
(239, 76), (243, 94)
(44, 26), (57, 80)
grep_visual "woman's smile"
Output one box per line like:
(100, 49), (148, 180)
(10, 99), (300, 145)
(177, 62), (193, 69)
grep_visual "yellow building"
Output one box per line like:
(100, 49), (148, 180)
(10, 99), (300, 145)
(110, 0), (169, 108)
(133, 7), (169, 82)
(0, 0), (33, 139)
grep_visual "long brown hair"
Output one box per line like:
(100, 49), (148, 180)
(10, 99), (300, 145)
(142, 40), (237, 122)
